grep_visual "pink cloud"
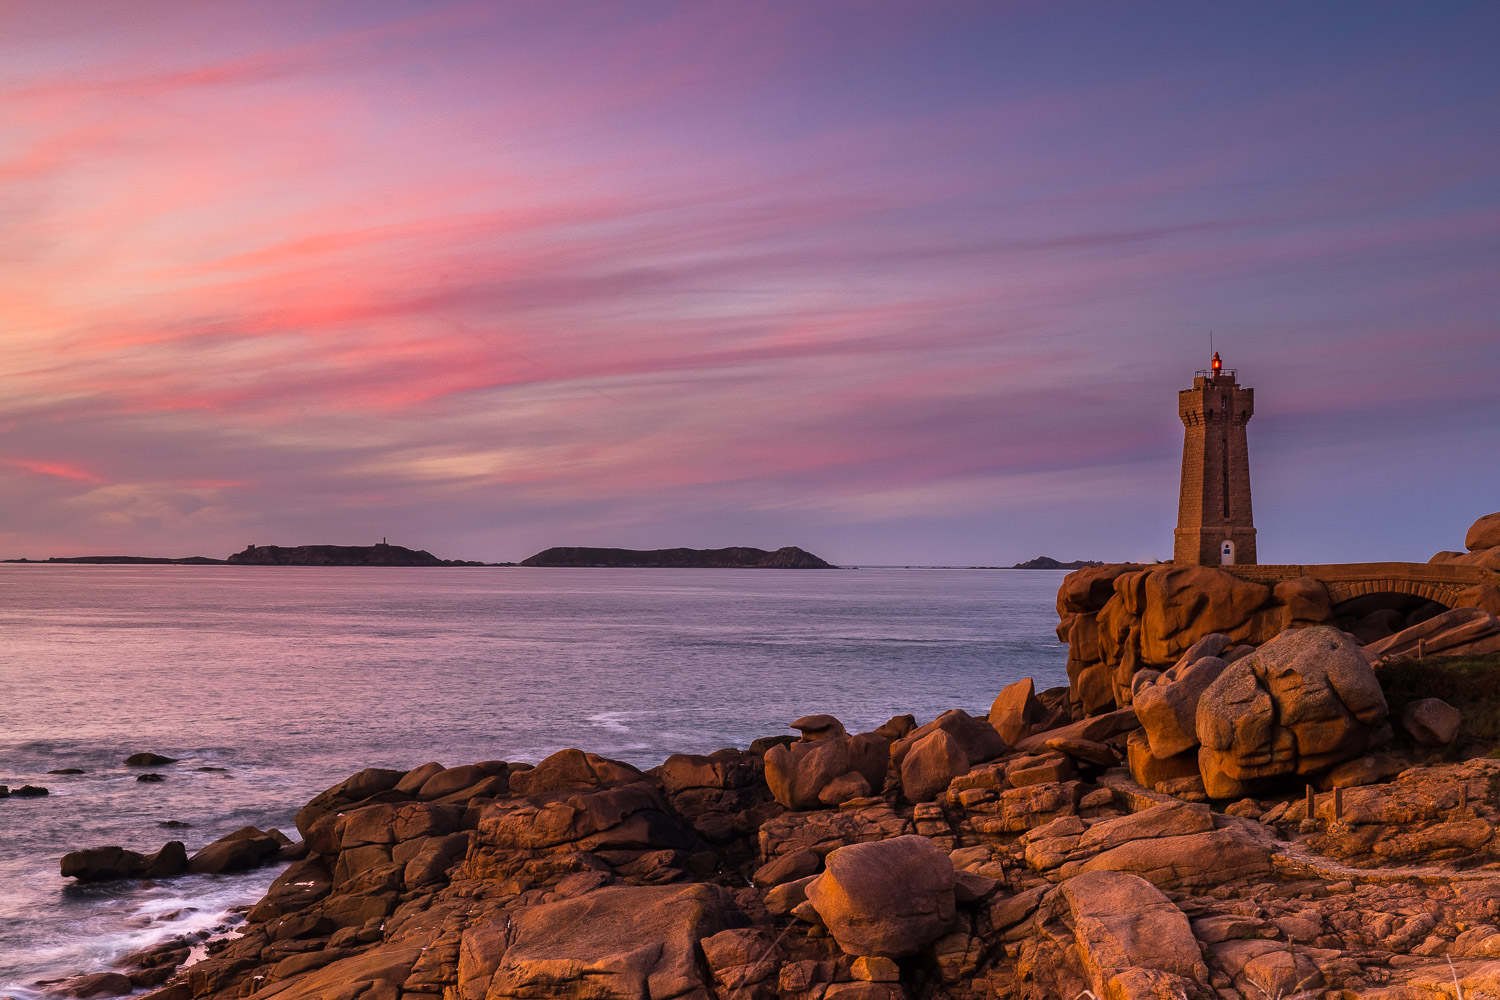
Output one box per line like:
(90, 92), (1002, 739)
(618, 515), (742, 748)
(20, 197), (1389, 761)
(2, 457), (104, 484)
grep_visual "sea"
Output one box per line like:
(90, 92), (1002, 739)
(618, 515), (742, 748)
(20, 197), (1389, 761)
(0, 565), (1069, 995)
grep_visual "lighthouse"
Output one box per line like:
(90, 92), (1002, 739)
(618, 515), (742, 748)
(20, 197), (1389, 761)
(1174, 353), (1256, 566)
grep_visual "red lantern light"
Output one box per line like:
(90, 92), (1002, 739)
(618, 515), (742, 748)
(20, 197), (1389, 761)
(1211, 351), (1222, 374)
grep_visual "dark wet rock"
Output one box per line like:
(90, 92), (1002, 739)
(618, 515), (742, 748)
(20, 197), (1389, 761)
(195, 766), (229, 772)
(54, 971), (135, 997)
(158, 820), (191, 828)
(120, 937), (193, 988)
(125, 753), (179, 767)
(144, 841), (190, 877)
(48, 768), (86, 775)
(188, 826), (283, 874)
(61, 842), (186, 882)
(13, 784), (49, 796)
(137, 773), (166, 783)
(62, 845), (148, 882)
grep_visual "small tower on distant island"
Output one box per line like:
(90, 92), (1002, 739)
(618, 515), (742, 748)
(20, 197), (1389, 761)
(1174, 352), (1256, 565)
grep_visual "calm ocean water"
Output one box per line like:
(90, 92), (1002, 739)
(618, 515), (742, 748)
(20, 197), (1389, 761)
(0, 565), (1068, 994)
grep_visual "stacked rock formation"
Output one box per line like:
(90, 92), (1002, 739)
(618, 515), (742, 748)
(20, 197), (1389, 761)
(1057, 563), (1335, 717)
(1432, 511), (1500, 576)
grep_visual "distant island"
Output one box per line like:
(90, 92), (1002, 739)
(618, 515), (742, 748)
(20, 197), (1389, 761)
(1, 542), (836, 568)
(1010, 556), (1103, 570)
(2, 555), (227, 565)
(0, 547), (1090, 569)
(520, 545), (835, 569)
(226, 543), (486, 566)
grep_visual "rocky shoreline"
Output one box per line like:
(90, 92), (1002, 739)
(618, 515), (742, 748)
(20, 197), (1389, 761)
(40, 514), (1500, 1000)
(44, 646), (1500, 1000)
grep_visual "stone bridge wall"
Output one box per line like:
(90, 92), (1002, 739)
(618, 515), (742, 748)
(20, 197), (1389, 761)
(1224, 562), (1491, 607)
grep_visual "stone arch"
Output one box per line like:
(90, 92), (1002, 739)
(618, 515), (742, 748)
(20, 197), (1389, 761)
(1322, 578), (1464, 608)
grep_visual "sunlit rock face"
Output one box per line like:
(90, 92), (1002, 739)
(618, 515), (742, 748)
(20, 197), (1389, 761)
(1195, 626), (1389, 799)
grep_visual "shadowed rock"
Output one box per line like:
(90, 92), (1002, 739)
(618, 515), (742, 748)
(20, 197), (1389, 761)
(124, 753), (178, 767)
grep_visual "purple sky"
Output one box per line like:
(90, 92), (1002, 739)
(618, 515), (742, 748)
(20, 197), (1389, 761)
(2, 2), (1497, 565)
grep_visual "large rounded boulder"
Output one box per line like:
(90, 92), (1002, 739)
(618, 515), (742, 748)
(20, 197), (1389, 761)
(1432, 512), (1500, 572)
(1196, 626), (1389, 798)
(1466, 512), (1500, 552)
(804, 834), (956, 958)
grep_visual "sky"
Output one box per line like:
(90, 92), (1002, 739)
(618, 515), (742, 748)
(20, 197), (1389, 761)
(1, 1), (1497, 566)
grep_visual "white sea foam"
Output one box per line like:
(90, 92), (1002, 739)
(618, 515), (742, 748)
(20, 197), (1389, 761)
(587, 711), (634, 733)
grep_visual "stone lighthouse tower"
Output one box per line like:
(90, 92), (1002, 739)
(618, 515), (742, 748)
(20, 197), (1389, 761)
(1174, 352), (1256, 565)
